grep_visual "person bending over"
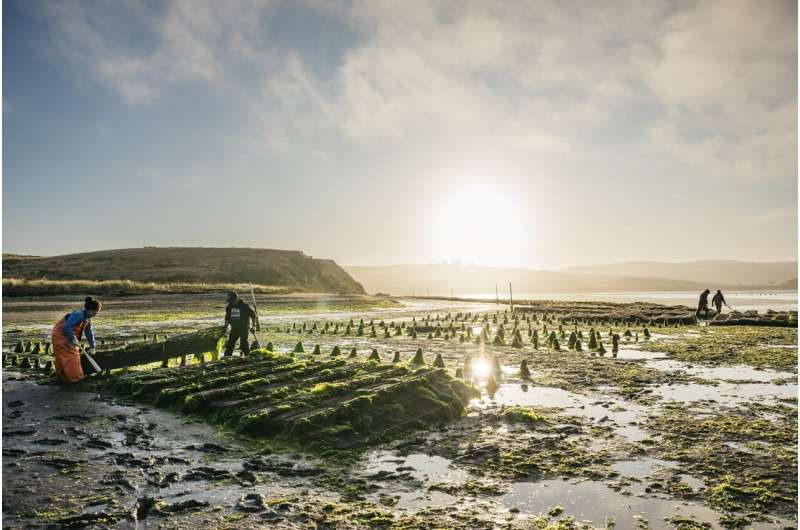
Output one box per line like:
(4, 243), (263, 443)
(696, 289), (711, 320)
(51, 296), (101, 382)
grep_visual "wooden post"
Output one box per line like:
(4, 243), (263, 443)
(495, 285), (499, 305)
(509, 282), (513, 312)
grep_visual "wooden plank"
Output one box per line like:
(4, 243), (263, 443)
(81, 326), (225, 371)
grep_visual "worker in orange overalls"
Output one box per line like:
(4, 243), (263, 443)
(51, 296), (101, 383)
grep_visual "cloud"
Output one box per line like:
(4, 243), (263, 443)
(44, 0), (797, 189)
(45, 0), (273, 104)
(643, 0), (797, 183)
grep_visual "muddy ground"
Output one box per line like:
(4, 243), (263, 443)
(2, 295), (797, 529)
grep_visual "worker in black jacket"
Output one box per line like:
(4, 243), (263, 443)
(223, 291), (258, 356)
(696, 289), (711, 320)
(712, 290), (730, 315)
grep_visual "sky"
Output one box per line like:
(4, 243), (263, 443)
(3, 0), (798, 270)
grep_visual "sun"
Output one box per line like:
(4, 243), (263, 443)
(430, 186), (526, 266)
(470, 357), (493, 379)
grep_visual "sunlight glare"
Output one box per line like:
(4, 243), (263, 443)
(471, 357), (492, 379)
(431, 185), (526, 266)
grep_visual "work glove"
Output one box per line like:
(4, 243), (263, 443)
(89, 347), (96, 355)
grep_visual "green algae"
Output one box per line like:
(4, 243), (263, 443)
(501, 405), (546, 424)
(644, 401), (797, 523)
(640, 326), (797, 371)
(422, 406), (614, 484)
(106, 354), (478, 450)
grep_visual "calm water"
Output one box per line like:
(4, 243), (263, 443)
(459, 291), (797, 312)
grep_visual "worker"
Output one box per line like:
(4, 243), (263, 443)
(223, 291), (257, 356)
(51, 296), (101, 383)
(696, 289), (711, 320)
(712, 289), (730, 315)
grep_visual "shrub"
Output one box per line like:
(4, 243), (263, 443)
(294, 342), (305, 353)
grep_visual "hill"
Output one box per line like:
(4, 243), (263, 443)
(562, 260), (797, 286)
(344, 264), (592, 296)
(3, 247), (365, 294)
(345, 261), (797, 295)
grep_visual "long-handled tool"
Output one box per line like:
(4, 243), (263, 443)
(78, 344), (102, 373)
(249, 283), (262, 350)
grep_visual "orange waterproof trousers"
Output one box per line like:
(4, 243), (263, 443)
(51, 315), (86, 383)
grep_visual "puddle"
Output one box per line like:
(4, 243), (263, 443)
(500, 477), (790, 530)
(612, 348), (668, 360)
(645, 359), (795, 383)
(357, 451), (467, 509)
(613, 458), (705, 492)
(613, 457), (671, 480)
(652, 381), (797, 405)
(473, 383), (649, 442)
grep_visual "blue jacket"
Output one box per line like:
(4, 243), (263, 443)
(63, 309), (96, 348)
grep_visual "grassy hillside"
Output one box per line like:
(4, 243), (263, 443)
(3, 247), (365, 295)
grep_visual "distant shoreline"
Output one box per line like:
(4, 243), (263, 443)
(411, 290), (798, 313)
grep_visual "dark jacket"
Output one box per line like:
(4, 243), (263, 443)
(712, 292), (726, 306)
(225, 299), (256, 332)
(698, 290), (710, 308)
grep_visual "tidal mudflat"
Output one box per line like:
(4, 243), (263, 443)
(3, 295), (796, 529)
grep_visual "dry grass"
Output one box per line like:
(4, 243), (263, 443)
(2, 278), (289, 297)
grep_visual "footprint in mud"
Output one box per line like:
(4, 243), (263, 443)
(159, 498), (210, 513)
(37, 455), (86, 470)
(7, 400), (24, 408)
(148, 471), (182, 488)
(3, 429), (37, 437)
(32, 437), (69, 446)
(242, 456), (322, 477)
(85, 436), (114, 449)
(61, 426), (87, 437)
(102, 473), (138, 492)
(110, 452), (159, 469)
(183, 466), (234, 481)
(235, 469), (257, 486)
(51, 414), (92, 422)
(237, 493), (267, 513)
